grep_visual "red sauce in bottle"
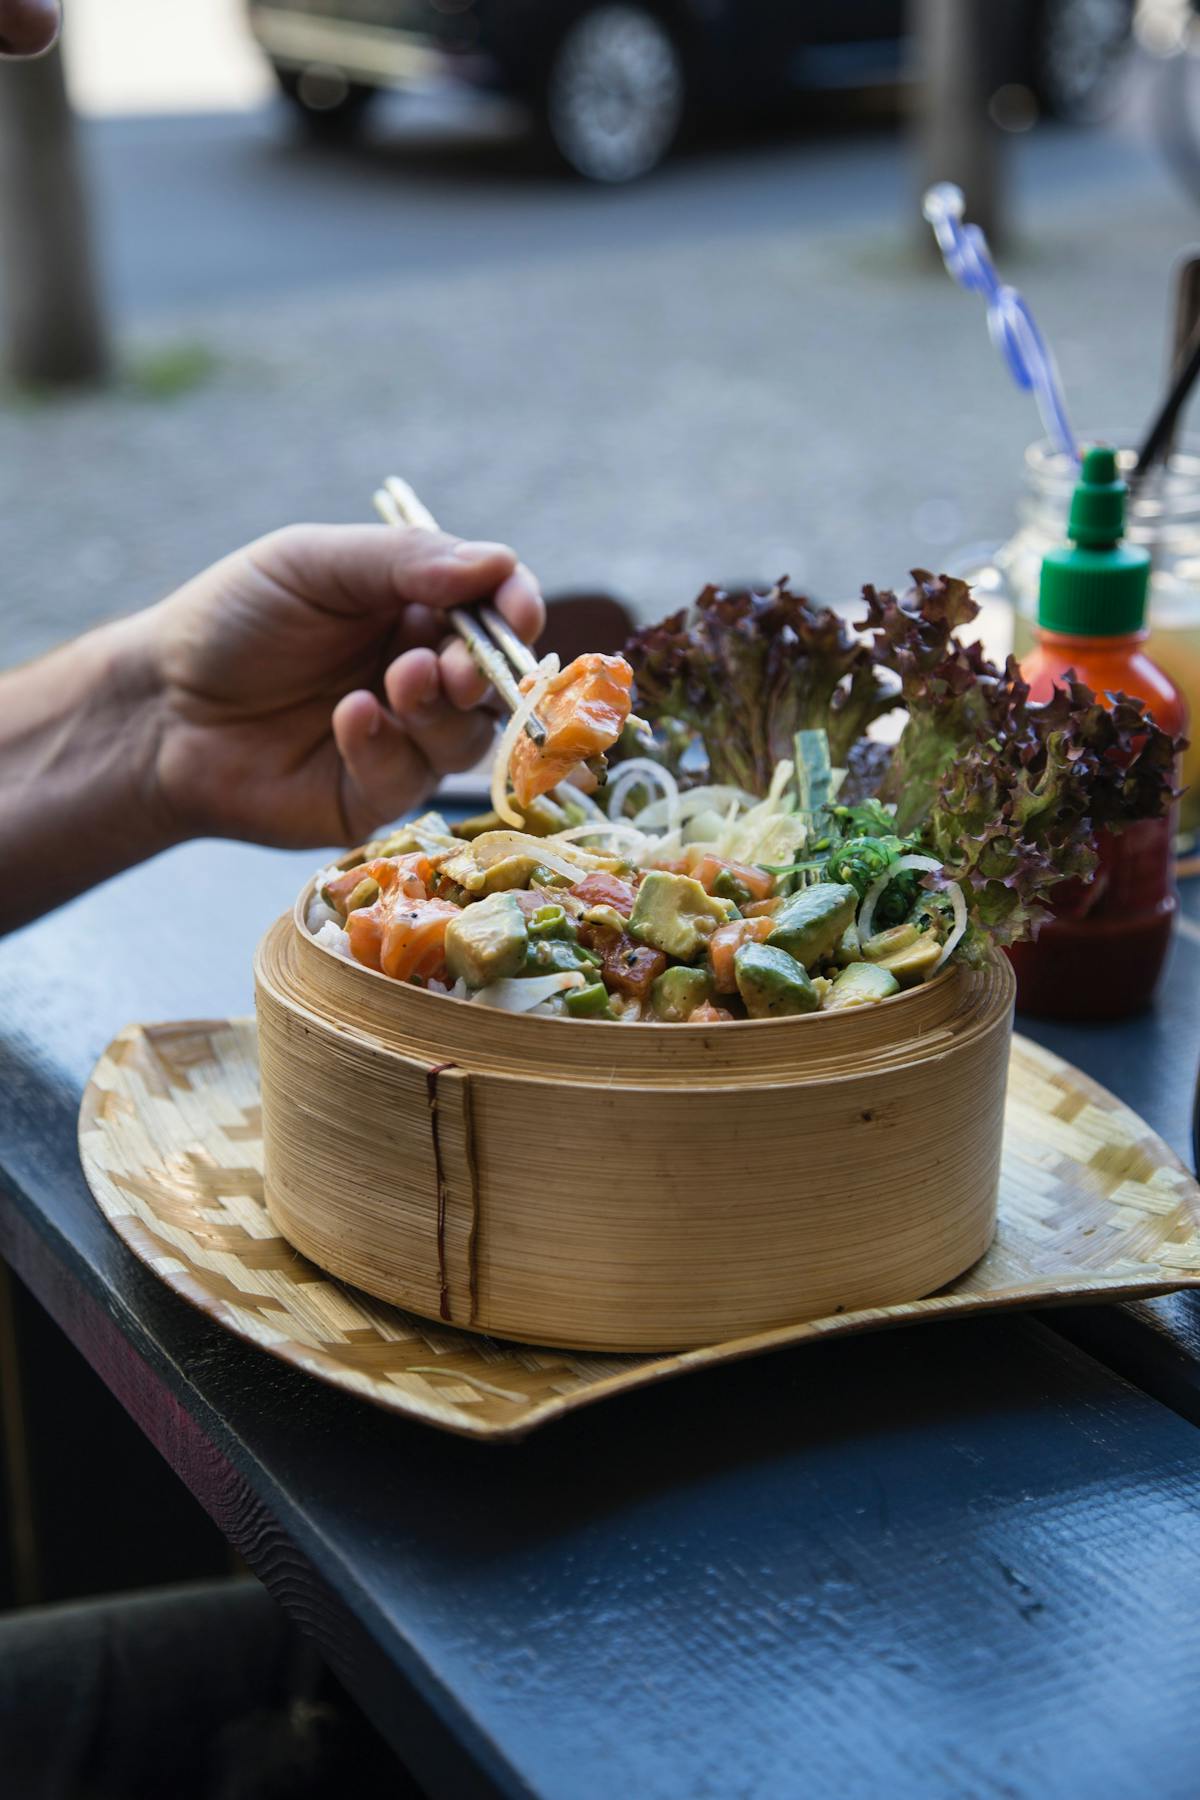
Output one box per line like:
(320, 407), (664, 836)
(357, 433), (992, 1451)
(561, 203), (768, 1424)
(1007, 628), (1187, 1020)
(1005, 446), (1186, 1020)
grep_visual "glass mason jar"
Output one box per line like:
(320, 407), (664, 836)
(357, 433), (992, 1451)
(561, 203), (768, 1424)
(960, 434), (1200, 833)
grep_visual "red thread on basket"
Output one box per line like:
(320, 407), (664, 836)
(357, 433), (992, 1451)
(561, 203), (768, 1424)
(426, 1062), (457, 1321)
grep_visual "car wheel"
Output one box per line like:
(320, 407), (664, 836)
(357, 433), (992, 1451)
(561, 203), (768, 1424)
(1031, 0), (1133, 122)
(273, 63), (378, 140)
(543, 4), (687, 182)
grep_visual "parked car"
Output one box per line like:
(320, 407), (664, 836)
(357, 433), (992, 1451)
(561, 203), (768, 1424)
(245, 0), (1135, 183)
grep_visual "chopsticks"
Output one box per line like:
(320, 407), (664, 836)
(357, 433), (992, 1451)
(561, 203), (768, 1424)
(373, 475), (547, 747)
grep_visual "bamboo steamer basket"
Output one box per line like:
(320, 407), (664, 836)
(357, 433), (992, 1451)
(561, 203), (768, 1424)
(254, 884), (1015, 1354)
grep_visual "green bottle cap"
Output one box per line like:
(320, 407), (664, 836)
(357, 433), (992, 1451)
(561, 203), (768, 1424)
(1037, 444), (1149, 636)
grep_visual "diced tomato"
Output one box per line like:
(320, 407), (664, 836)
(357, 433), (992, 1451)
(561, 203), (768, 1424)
(509, 654), (633, 809)
(690, 1000), (735, 1024)
(689, 853), (775, 903)
(593, 931), (667, 998)
(642, 855), (690, 876)
(707, 916), (775, 992)
(743, 897), (784, 919)
(570, 871), (636, 917)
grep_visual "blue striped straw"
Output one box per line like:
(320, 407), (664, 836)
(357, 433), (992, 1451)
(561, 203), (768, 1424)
(923, 182), (1078, 462)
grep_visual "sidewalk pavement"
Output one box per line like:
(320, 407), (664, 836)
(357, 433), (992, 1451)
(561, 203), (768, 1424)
(3, 118), (1197, 667)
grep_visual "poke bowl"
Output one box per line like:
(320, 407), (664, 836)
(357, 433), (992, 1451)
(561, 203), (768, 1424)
(254, 570), (1178, 1353)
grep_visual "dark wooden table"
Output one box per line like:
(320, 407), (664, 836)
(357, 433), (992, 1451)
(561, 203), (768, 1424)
(2, 844), (1199, 1800)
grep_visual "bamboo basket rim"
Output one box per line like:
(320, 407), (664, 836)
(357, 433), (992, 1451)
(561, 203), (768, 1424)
(265, 911), (1015, 1092)
(263, 945), (1007, 1097)
(293, 873), (958, 1033)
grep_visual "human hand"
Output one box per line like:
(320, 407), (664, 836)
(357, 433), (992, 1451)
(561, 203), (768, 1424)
(142, 523), (544, 848)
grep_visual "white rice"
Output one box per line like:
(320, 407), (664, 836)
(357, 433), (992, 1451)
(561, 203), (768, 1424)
(428, 976), (469, 1000)
(311, 919), (351, 959)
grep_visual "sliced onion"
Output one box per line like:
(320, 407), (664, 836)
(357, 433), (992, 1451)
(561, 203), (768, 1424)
(764, 758), (796, 808)
(553, 781), (606, 820)
(857, 852), (943, 944)
(632, 784), (756, 832)
(550, 822), (646, 847)
(490, 653), (560, 829)
(930, 879), (968, 972)
(470, 971), (586, 1012)
(607, 759), (680, 834)
(469, 830), (593, 882)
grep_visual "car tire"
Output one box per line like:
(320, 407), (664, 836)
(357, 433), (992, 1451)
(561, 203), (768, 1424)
(541, 4), (688, 182)
(1030, 0), (1134, 123)
(273, 64), (378, 141)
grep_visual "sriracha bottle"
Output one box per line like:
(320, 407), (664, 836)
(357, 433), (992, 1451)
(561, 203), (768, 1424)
(1008, 446), (1188, 1020)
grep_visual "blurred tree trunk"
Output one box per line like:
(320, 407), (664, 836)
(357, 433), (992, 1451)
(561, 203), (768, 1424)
(0, 43), (109, 386)
(912, 0), (1004, 248)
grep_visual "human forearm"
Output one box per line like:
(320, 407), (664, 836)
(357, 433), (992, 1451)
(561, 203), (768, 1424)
(0, 523), (542, 932)
(0, 614), (173, 932)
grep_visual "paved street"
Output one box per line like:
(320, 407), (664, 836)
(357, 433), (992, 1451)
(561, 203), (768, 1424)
(4, 51), (1199, 666)
(81, 86), (1181, 315)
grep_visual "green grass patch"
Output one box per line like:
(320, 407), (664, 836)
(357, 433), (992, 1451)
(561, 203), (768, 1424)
(125, 341), (219, 399)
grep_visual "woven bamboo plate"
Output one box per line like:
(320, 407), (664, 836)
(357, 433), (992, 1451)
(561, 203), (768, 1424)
(79, 1018), (1200, 1440)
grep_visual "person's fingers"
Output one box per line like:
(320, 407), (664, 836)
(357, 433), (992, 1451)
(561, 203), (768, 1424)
(382, 649), (497, 773)
(384, 637), (498, 716)
(257, 523), (526, 619)
(0, 1), (60, 58)
(492, 563), (545, 646)
(396, 562), (546, 712)
(389, 602), (445, 653)
(437, 638), (492, 711)
(331, 688), (435, 840)
(378, 562), (544, 671)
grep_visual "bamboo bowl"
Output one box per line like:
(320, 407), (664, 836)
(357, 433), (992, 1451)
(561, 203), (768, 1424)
(254, 887), (1015, 1353)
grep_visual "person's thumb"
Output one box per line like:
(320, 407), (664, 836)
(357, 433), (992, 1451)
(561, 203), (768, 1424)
(255, 523), (519, 619)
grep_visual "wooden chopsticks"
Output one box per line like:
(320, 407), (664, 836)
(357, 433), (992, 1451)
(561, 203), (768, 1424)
(373, 475), (547, 747)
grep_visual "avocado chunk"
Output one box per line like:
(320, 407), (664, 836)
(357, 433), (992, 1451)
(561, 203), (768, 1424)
(861, 921), (920, 962)
(650, 966), (714, 1022)
(874, 934), (943, 986)
(733, 943), (819, 1019)
(366, 812), (455, 858)
(823, 960), (900, 1010)
(477, 853), (545, 894)
(321, 874), (379, 917)
(455, 795), (566, 840)
(444, 892), (528, 988)
(711, 867), (752, 906)
(835, 920), (861, 966)
(767, 883), (858, 968)
(628, 871), (729, 962)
